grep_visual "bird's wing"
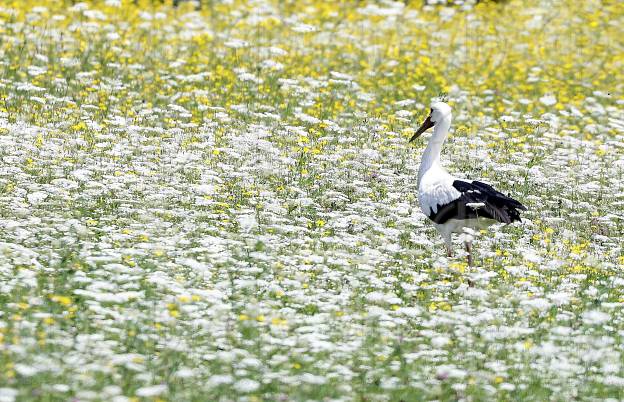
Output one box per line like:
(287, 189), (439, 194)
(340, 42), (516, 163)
(427, 179), (527, 224)
(419, 176), (462, 217)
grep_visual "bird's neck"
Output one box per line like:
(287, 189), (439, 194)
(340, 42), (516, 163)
(418, 116), (451, 183)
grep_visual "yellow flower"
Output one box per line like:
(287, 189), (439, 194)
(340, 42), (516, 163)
(449, 261), (467, 273)
(271, 317), (287, 326)
(50, 295), (72, 306)
(122, 255), (136, 267)
(71, 121), (87, 131)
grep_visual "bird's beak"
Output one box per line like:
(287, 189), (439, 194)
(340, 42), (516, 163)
(409, 114), (434, 142)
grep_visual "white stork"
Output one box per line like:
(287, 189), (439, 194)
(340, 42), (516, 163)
(410, 102), (526, 265)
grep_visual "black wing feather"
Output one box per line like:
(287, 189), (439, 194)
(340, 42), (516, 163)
(428, 180), (526, 225)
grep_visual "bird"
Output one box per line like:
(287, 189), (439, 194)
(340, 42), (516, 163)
(409, 102), (526, 265)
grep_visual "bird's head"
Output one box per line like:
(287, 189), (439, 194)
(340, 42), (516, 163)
(409, 101), (452, 142)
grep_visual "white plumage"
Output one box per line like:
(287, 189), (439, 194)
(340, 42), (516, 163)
(418, 167), (460, 216)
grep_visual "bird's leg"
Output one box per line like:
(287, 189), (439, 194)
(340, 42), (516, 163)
(444, 234), (453, 257)
(465, 241), (473, 266)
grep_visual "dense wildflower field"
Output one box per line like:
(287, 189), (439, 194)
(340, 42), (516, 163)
(0, 0), (623, 400)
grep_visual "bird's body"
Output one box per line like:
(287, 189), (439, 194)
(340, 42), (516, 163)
(410, 102), (526, 263)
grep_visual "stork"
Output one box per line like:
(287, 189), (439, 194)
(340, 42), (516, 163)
(410, 102), (526, 265)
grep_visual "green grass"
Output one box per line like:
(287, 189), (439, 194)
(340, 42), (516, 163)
(0, 0), (623, 400)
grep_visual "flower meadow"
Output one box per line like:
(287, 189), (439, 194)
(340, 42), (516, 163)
(0, 0), (623, 400)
